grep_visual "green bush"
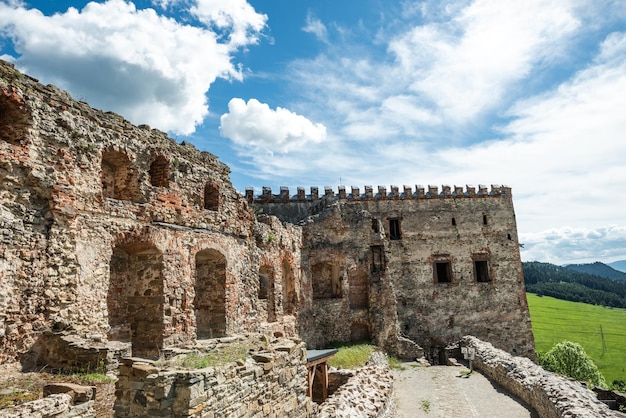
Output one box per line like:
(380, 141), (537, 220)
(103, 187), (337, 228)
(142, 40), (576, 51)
(539, 341), (607, 388)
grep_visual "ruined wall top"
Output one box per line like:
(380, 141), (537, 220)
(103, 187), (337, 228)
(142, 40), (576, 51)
(245, 184), (511, 203)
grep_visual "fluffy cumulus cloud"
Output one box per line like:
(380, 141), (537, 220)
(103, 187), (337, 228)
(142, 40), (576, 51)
(220, 98), (327, 153)
(0, 0), (267, 134)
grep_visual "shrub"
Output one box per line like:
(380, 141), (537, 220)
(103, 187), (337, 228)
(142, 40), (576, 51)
(539, 341), (607, 388)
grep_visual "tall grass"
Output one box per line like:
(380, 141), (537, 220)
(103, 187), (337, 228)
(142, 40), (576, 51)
(527, 293), (626, 385)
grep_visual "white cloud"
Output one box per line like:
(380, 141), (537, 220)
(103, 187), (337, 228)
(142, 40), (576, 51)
(0, 0), (266, 134)
(302, 11), (328, 43)
(520, 226), (626, 265)
(220, 98), (327, 153)
(389, 0), (580, 122)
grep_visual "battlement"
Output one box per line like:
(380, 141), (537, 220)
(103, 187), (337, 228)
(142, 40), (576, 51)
(245, 184), (511, 203)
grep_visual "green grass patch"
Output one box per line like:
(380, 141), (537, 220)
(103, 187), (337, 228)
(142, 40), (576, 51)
(328, 342), (376, 369)
(387, 356), (406, 370)
(527, 293), (626, 385)
(162, 344), (250, 370)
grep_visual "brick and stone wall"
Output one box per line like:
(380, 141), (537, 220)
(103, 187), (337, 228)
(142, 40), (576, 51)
(114, 335), (311, 417)
(461, 336), (614, 417)
(0, 59), (302, 366)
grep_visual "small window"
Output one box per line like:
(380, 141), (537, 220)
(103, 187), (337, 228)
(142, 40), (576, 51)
(451, 217), (456, 226)
(482, 214), (488, 225)
(371, 219), (379, 233)
(474, 260), (491, 282)
(435, 261), (452, 283)
(259, 267), (270, 299)
(204, 183), (220, 211)
(389, 218), (401, 240)
(149, 155), (170, 187)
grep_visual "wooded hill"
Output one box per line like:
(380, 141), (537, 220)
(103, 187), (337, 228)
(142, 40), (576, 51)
(523, 261), (626, 308)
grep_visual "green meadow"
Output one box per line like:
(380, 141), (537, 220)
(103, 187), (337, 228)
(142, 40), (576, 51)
(527, 293), (626, 385)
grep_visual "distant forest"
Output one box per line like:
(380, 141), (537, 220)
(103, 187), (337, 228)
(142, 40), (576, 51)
(523, 261), (626, 308)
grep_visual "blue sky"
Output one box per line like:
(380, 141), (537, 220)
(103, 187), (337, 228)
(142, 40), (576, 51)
(1, 0), (626, 265)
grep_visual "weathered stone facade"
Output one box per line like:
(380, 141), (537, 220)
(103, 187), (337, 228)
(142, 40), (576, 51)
(0, 60), (301, 367)
(1, 60), (538, 415)
(250, 184), (535, 360)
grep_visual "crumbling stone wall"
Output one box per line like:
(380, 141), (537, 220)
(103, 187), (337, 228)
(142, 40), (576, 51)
(250, 185), (534, 360)
(461, 336), (613, 417)
(114, 335), (311, 417)
(0, 60), (302, 366)
(316, 352), (395, 418)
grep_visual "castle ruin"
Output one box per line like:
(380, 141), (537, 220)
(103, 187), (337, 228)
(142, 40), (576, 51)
(0, 59), (536, 414)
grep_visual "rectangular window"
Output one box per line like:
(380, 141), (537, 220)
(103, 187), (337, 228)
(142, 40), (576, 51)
(474, 260), (491, 282)
(389, 218), (401, 240)
(434, 261), (452, 283)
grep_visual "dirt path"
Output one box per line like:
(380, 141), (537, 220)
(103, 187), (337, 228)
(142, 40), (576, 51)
(393, 363), (539, 418)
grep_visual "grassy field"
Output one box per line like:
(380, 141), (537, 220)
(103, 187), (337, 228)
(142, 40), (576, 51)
(527, 293), (626, 385)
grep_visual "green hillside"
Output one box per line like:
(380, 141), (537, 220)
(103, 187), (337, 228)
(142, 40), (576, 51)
(527, 293), (626, 385)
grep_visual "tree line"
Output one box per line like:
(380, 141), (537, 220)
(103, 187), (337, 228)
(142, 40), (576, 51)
(523, 261), (626, 308)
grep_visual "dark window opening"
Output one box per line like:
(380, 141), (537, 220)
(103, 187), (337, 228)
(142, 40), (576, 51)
(483, 214), (488, 225)
(370, 245), (384, 273)
(312, 262), (342, 299)
(258, 271), (269, 299)
(371, 219), (379, 233)
(507, 233), (512, 240)
(474, 260), (491, 282)
(435, 261), (452, 283)
(101, 150), (142, 202)
(389, 218), (401, 240)
(204, 183), (220, 211)
(149, 155), (170, 187)
(451, 217), (456, 226)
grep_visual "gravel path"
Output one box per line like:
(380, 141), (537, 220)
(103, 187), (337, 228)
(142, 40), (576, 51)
(393, 363), (539, 418)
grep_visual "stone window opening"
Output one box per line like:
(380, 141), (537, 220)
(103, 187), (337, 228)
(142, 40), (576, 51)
(434, 260), (452, 283)
(204, 182), (220, 211)
(101, 149), (141, 202)
(259, 265), (276, 322)
(108, 242), (164, 359)
(474, 258), (491, 283)
(282, 260), (297, 315)
(371, 219), (380, 233)
(483, 214), (488, 225)
(0, 92), (31, 144)
(370, 245), (384, 274)
(312, 262), (342, 299)
(195, 249), (227, 339)
(259, 267), (270, 300)
(148, 155), (170, 187)
(451, 217), (456, 226)
(507, 233), (512, 240)
(389, 218), (401, 240)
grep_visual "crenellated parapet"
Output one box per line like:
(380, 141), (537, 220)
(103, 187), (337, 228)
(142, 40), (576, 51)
(245, 184), (511, 203)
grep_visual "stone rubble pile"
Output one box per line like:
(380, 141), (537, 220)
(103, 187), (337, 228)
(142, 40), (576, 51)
(316, 352), (395, 418)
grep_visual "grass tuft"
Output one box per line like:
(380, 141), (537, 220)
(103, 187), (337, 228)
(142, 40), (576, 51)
(328, 342), (376, 369)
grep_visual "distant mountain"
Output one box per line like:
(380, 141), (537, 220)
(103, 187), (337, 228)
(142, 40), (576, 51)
(564, 262), (626, 282)
(523, 261), (626, 308)
(608, 260), (626, 273)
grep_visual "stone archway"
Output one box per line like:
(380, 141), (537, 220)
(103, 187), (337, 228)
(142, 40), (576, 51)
(195, 249), (227, 338)
(108, 242), (164, 359)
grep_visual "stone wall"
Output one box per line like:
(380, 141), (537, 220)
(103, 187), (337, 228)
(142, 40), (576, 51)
(2, 383), (96, 418)
(252, 185), (534, 360)
(461, 336), (614, 418)
(114, 335), (311, 417)
(0, 59), (302, 366)
(316, 352), (395, 418)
